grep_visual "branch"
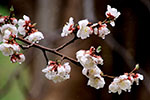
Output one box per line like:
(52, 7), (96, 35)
(56, 34), (78, 51)
(16, 36), (119, 79)
(16, 37), (81, 66)
(42, 50), (48, 64)
(101, 73), (115, 79)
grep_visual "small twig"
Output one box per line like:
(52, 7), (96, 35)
(102, 18), (110, 24)
(56, 34), (78, 51)
(129, 64), (139, 74)
(129, 69), (136, 74)
(102, 74), (115, 79)
(42, 50), (48, 64)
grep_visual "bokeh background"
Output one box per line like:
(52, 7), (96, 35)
(0, 0), (150, 100)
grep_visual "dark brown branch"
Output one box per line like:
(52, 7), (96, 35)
(16, 36), (81, 66)
(42, 50), (48, 64)
(56, 34), (78, 51)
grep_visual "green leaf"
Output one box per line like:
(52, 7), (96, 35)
(96, 46), (101, 53)
(10, 6), (14, 12)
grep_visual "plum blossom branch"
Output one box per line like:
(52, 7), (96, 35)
(0, 5), (145, 95)
(16, 36), (80, 66)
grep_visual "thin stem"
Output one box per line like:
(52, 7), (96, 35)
(129, 64), (139, 74)
(42, 50), (48, 64)
(102, 18), (110, 24)
(129, 68), (137, 75)
(56, 34), (78, 51)
(102, 74), (115, 79)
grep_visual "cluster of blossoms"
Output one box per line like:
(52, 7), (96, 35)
(76, 46), (105, 89)
(61, 5), (120, 39)
(18, 15), (44, 43)
(42, 60), (71, 83)
(76, 46), (144, 95)
(109, 72), (144, 95)
(0, 14), (44, 64)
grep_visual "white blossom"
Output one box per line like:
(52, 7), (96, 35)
(10, 53), (25, 64)
(23, 15), (30, 21)
(82, 66), (102, 78)
(0, 24), (18, 41)
(11, 43), (20, 52)
(79, 53), (97, 68)
(0, 17), (5, 23)
(11, 18), (18, 25)
(76, 48), (103, 68)
(18, 15), (30, 36)
(109, 75), (132, 95)
(94, 24), (110, 39)
(42, 61), (71, 83)
(76, 50), (85, 61)
(25, 31), (44, 43)
(61, 17), (74, 37)
(77, 19), (93, 39)
(105, 5), (121, 27)
(109, 82), (121, 94)
(87, 74), (105, 89)
(18, 26), (26, 36)
(64, 62), (71, 73)
(0, 43), (20, 56)
(1, 30), (11, 42)
(118, 75), (132, 92)
(134, 73), (144, 85)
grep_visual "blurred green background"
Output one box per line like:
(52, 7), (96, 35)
(0, 52), (24, 100)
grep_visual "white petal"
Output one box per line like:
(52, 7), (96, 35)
(23, 15), (30, 21)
